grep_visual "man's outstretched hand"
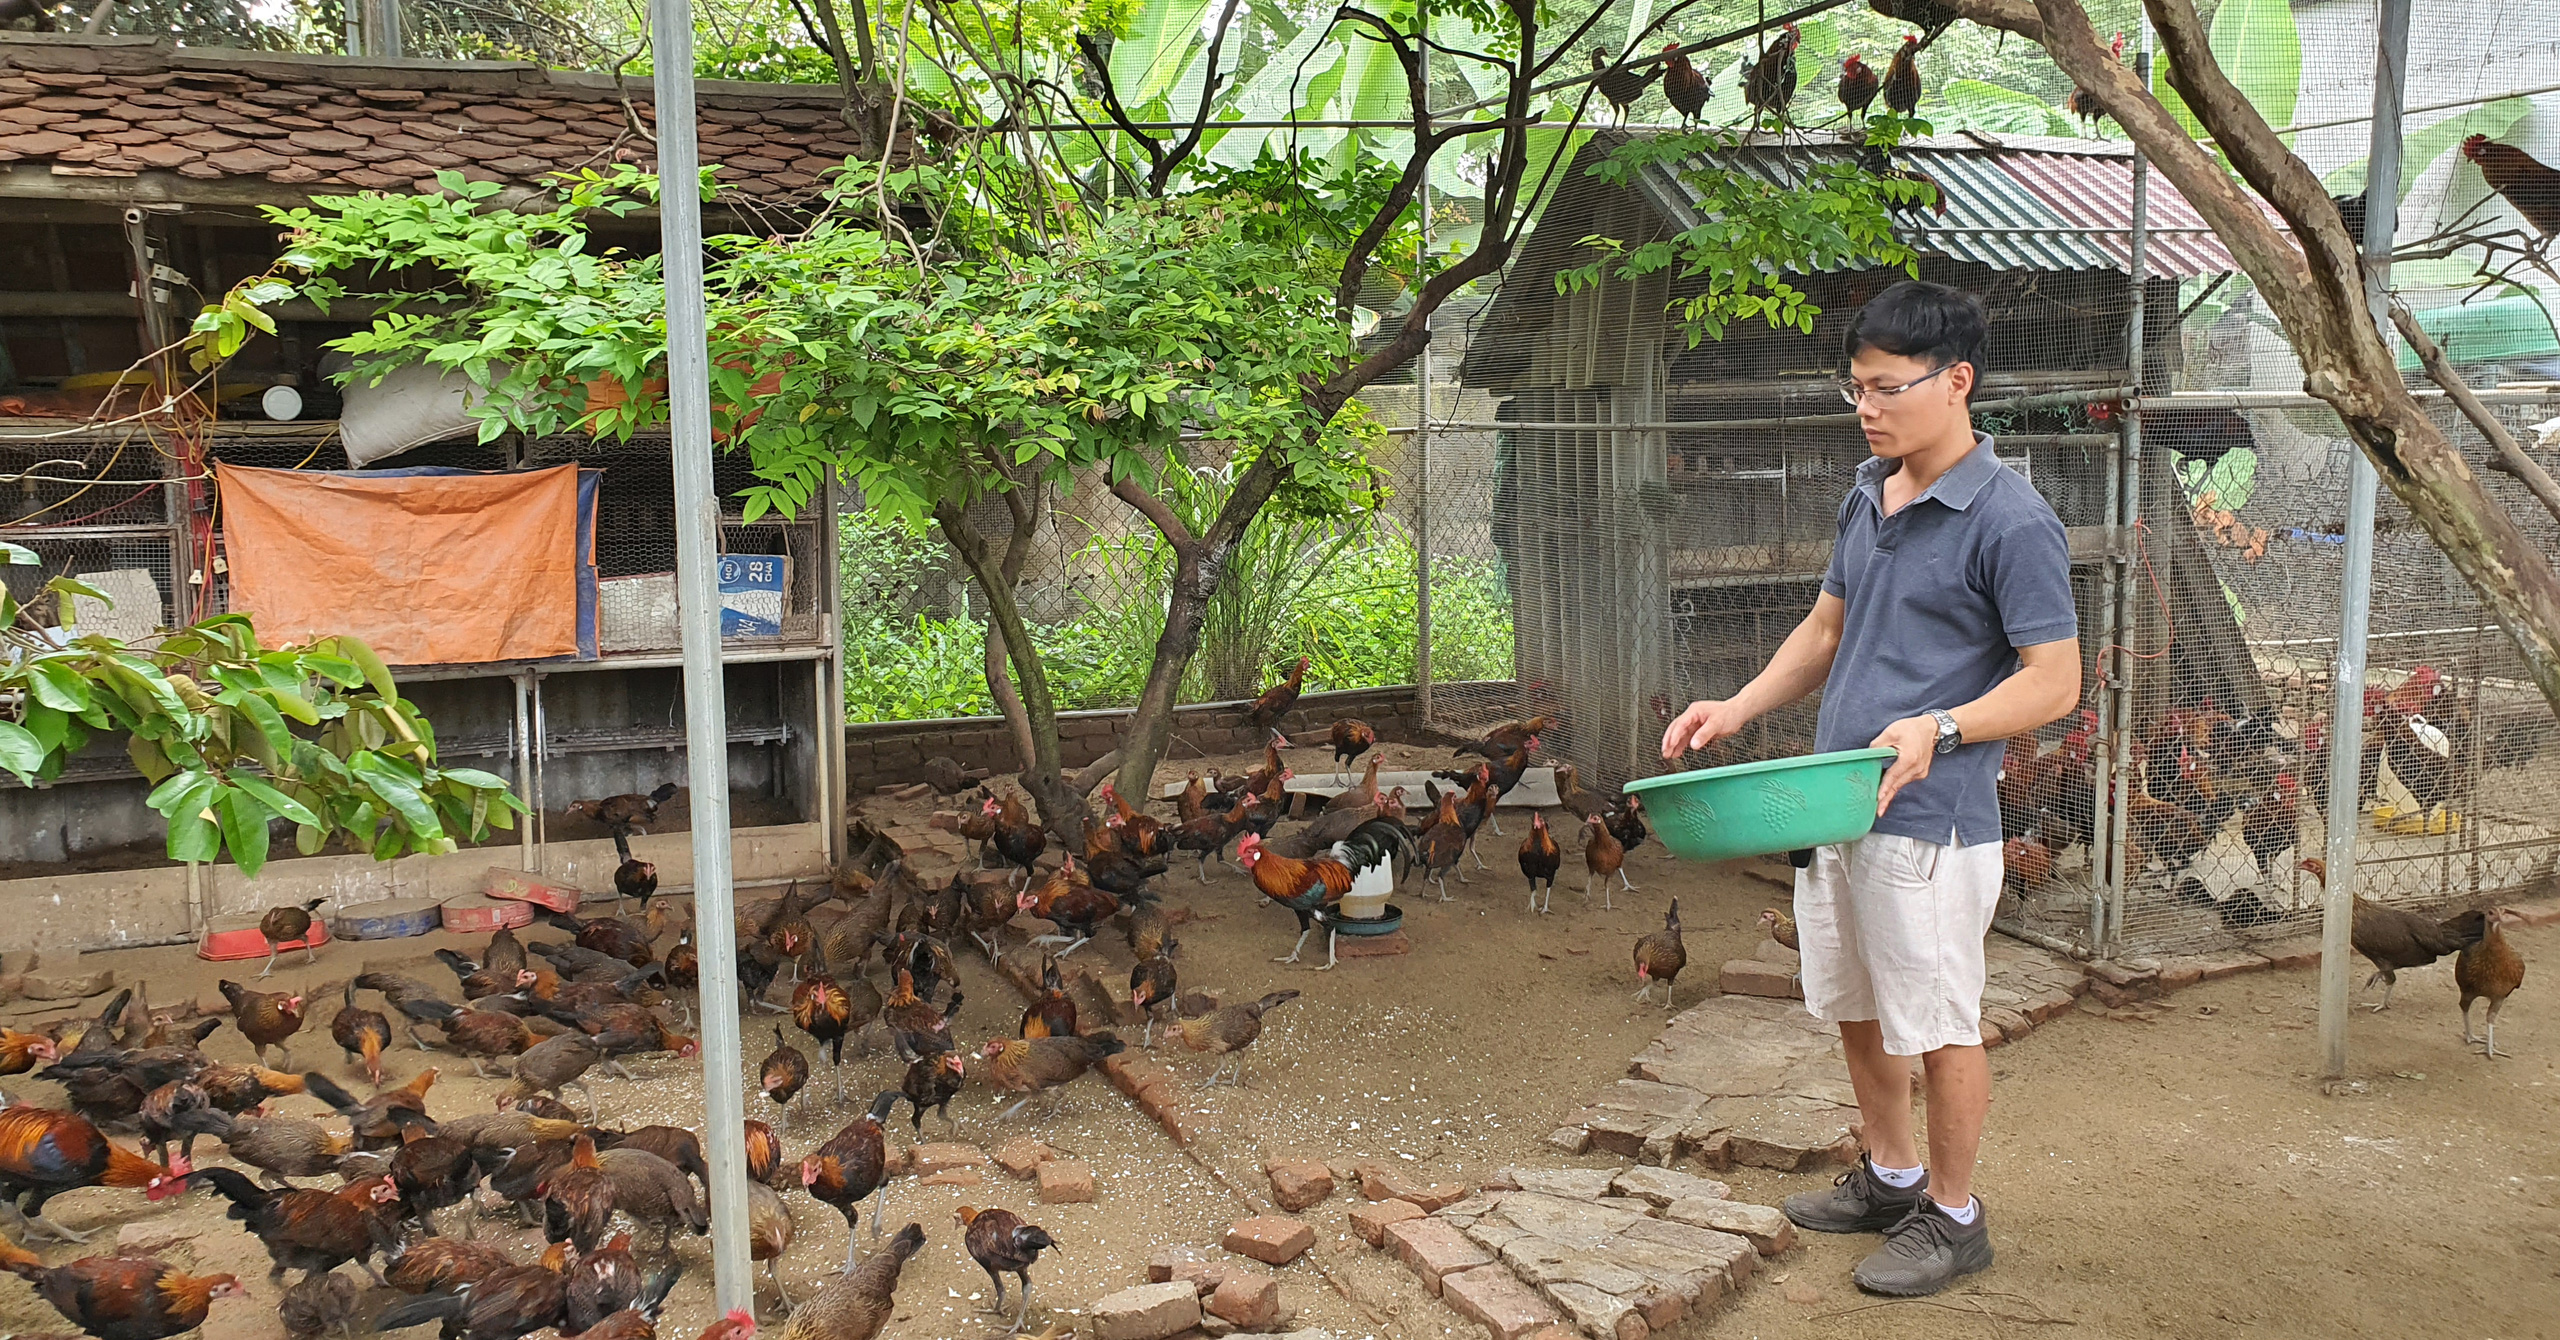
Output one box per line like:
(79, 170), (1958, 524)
(1661, 699), (1750, 761)
(1870, 715), (1939, 817)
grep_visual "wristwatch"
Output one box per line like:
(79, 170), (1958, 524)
(1926, 708), (1963, 755)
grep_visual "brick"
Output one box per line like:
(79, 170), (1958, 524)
(1036, 1158), (1094, 1203)
(1608, 1166), (1730, 1207)
(1544, 1126), (1592, 1155)
(1384, 1216), (1492, 1293)
(1358, 1162), (1470, 1211)
(991, 1137), (1053, 1179)
(1441, 1265), (1561, 1340)
(1222, 1216), (1314, 1266)
(1146, 1247), (1209, 1284)
(1091, 1281), (1201, 1340)
(1663, 1198), (1796, 1255)
(1163, 1260), (1240, 1296)
(1982, 1005), (2031, 1040)
(919, 1169), (980, 1187)
(1265, 1159), (1334, 1212)
(1206, 1271), (1280, 1330)
(1347, 1197), (1425, 1246)
(908, 1142), (985, 1176)
(1718, 957), (1802, 999)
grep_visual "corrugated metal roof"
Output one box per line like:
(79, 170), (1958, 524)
(1637, 132), (2241, 279)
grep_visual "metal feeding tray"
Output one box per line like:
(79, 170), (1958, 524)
(1330, 904), (1404, 936)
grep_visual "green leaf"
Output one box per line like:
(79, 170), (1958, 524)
(296, 823), (325, 856)
(27, 660), (92, 713)
(233, 772), (322, 828)
(223, 688), (296, 759)
(339, 636), (397, 702)
(167, 806), (222, 863)
(439, 767), (515, 791)
(0, 541), (36, 565)
(348, 750), (445, 840)
(215, 786), (272, 876)
(0, 720), (44, 785)
(128, 734), (174, 785)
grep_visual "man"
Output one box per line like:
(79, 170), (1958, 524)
(1659, 281), (2080, 1297)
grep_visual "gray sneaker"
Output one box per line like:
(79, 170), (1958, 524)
(1781, 1156), (1928, 1234)
(1851, 1197), (1994, 1296)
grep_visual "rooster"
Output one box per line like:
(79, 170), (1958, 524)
(979, 1033), (1124, 1119)
(1235, 818), (1406, 971)
(2463, 135), (2560, 236)
(2375, 664), (2470, 834)
(1328, 718), (1376, 782)
(982, 792), (1047, 889)
(1881, 33), (1921, 115)
(184, 1166), (403, 1284)
(1838, 53), (1878, 121)
(1019, 956), (1078, 1041)
(1457, 715), (1551, 762)
(1589, 48), (1660, 125)
(0, 1233), (248, 1340)
(1017, 857), (1117, 958)
(2240, 773), (2302, 884)
(2067, 31), (2124, 126)
(1743, 23), (1801, 121)
(0, 1105), (190, 1242)
(1518, 810), (1562, 914)
(790, 942), (854, 1099)
(1244, 655), (1310, 729)
(1663, 44), (1711, 125)
(330, 979), (391, 1086)
(1098, 782), (1168, 859)
(611, 832), (658, 914)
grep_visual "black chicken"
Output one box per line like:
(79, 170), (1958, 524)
(1743, 23), (1800, 121)
(1590, 48), (1661, 124)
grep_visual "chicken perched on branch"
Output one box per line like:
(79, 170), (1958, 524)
(1663, 45), (1711, 126)
(0, 1231), (249, 1340)
(1245, 655), (1310, 729)
(2066, 32), (2124, 125)
(1237, 818), (1405, 970)
(1590, 48), (1660, 125)
(2462, 135), (2560, 237)
(1743, 23), (1801, 121)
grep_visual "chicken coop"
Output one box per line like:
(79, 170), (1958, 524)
(0, 34), (859, 950)
(1452, 127), (2560, 957)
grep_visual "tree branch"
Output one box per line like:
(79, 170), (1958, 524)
(1147, 0), (1249, 195)
(1075, 34), (1167, 190)
(2392, 305), (2560, 529)
(1111, 474), (1197, 552)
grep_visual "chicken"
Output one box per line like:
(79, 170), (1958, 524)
(0, 1106), (188, 1242)
(384, 1236), (516, 1295)
(356, 972), (470, 1054)
(201, 1110), (350, 1188)
(1838, 53), (1878, 120)
(759, 1027), (809, 1110)
(1213, 732), (1292, 801)
(593, 1126), (706, 1194)
(560, 1265), (679, 1340)
(1170, 797), (1257, 883)
(1169, 991), (1296, 1088)
(894, 1051), (965, 1135)
(746, 1180), (796, 1307)
(2463, 134), (2560, 237)
(2376, 665), (2470, 833)
(1121, 901), (1177, 962)
(880, 968), (959, 1062)
(2002, 829), (2055, 899)
(1237, 818), (1405, 970)
(2352, 894), (2486, 1012)
(1098, 782), (1169, 860)
(1663, 45), (1710, 125)
(2066, 31), (2123, 125)
(183, 1166), (401, 1284)
(1130, 952), (1178, 1048)
(542, 1135), (616, 1254)
(957, 1205), (1055, 1334)
(2456, 907), (2526, 1057)
(791, 948), (855, 1100)
(538, 910), (656, 968)
(136, 1080), (229, 1171)
(1587, 47), (1658, 124)
(299, 1069), (436, 1151)
(1881, 32), (1921, 114)
(1459, 715), (1552, 762)
(499, 1032), (619, 1119)
(2241, 773), (2302, 883)
(257, 898), (329, 978)
(776, 1221), (922, 1340)
(1633, 899), (1687, 1008)
(2128, 795), (2214, 882)
(593, 1147), (706, 1253)
(320, 980), (391, 1088)
(1518, 810), (1562, 914)
(801, 1092), (900, 1270)
(741, 1119), (785, 1188)
(1412, 788), (1467, 899)
(1759, 907), (1797, 952)
(1245, 655), (1310, 729)
(1018, 858), (1118, 958)
(382, 1115), (480, 1239)
(1582, 813), (1633, 908)
(1603, 795), (1649, 855)
(611, 832), (658, 914)
(1082, 822), (1169, 906)
(1016, 956), (1077, 1041)
(278, 1266), (358, 1340)
(0, 1028), (56, 1076)
(565, 782), (678, 836)
(373, 1240), (571, 1340)
(983, 792), (1047, 888)
(1327, 718), (1376, 782)
(979, 1032), (1125, 1118)
(1325, 752), (1383, 814)
(1743, 22), (1800, 120)
(0, 1231), (249, 1340)
(220, 981), (307, 1071)
(424, 1003), (549, 1079)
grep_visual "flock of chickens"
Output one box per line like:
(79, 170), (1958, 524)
(1996, 666), (2534, 1054)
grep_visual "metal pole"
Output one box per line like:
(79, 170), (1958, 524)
(647, 0), (754, 1311)
(2319, 0), (2410, 1083)
(514, 674), (535, 870)
(2102, 21), (2154, 953)
(1413, 0), (1434, 724)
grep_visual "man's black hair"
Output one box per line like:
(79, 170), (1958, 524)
(1842, 280), (1988, 401)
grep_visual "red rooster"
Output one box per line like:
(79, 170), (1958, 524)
(0, 1105), (190, 1242)
(1882, 34), (1921, 115)
(2067, 32), (2124, 126)
(1018, 856), (1119, 957)
(1663, 44), (1711, 125)
(0, 1234), (248, 1340)
(2462, 135), (2560, 236)
(1743, 22), (1801, 120)
(2376, 664), (2470, 833)
(1236, 818), (1407, 970)
(1838, 54), (1878, 121)
(1327, 717), (1376, 782)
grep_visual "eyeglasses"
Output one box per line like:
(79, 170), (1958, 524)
(1836, 363), (1954, 406)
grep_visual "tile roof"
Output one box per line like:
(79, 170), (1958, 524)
(0, 33), (919, 202)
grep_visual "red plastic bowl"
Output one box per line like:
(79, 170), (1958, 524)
(197, 915), (332, 962)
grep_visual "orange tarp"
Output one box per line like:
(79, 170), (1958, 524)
(219, 463), (582, 666)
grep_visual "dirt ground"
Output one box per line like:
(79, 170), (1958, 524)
(3, 733), (2555, 1340)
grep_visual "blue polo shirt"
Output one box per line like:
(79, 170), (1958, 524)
(1814, 435), (2078, 847)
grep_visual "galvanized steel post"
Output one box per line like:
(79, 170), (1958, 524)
(2319, 0), (2410, 1082)
(646, 0), (756, 1310)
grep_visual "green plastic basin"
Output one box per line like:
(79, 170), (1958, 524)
(1622, 747), (1898, 863)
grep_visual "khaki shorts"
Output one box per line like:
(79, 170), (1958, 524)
(1793, 831), (2003, 1056)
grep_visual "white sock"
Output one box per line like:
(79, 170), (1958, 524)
(1870, 1161), (1925, 1188)
(1938, 1196), (1980, 1225)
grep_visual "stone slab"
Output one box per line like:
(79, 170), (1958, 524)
(1607, 1166), (1732, 1208)
(1385, 1216), (1493, 1293)
(1441, 1265), (1561, 1340)
(1349, 1197), (1425, 1246)
(1663, 1198), (1796, 1255)
(1093, 1282), (1204, 1340)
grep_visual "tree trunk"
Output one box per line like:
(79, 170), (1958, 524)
(934, 499), (1091, 844)
(1944, 0), (2560, 717)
